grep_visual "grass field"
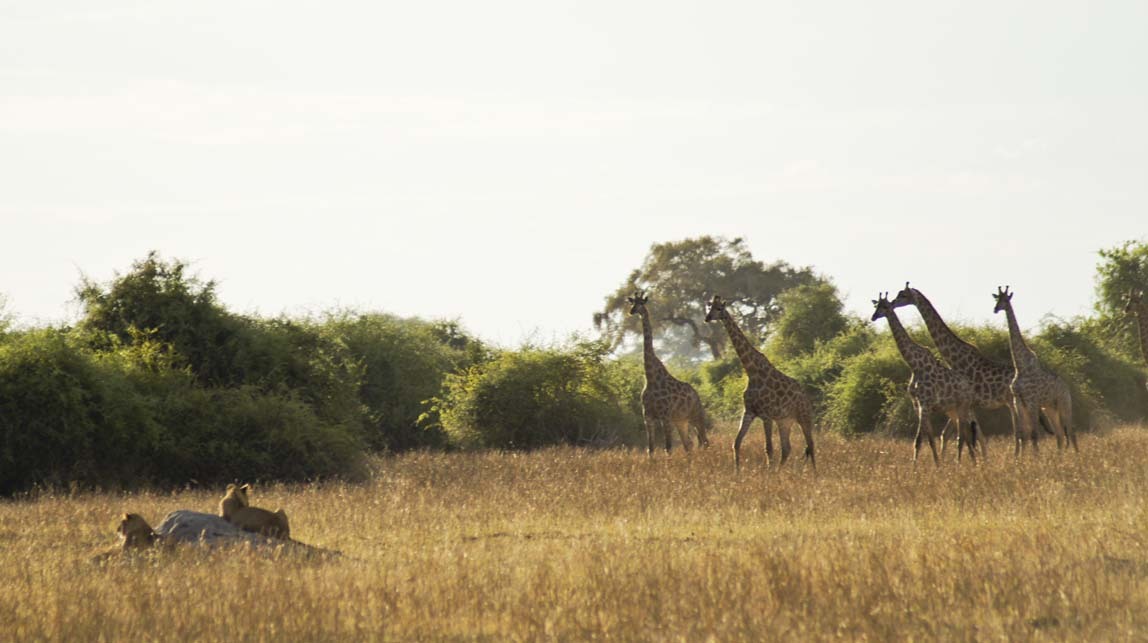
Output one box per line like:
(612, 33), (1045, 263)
(2, 426), (1147, 641)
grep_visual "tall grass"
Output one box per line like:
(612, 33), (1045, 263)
(2, 426), (1146, 640)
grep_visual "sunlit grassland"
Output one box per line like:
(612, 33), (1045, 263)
(2, 426), (1147, 641)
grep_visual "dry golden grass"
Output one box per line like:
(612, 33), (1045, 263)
(3, 426), (1148, 641)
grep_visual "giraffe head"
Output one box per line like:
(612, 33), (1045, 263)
(992, 285), (1013, 314)
(1124, 288), (1143, 316)
(704, 295), (728, 323)
(869, 292), (893, 322)
(890, 282), (916, 309)
(627, 290), (650, 317)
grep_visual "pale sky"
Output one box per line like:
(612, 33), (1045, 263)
(2, 1), (1146, 345)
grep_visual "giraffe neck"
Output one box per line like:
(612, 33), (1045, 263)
(881, 307), (927, 371)
(638, 310), (671, 383)
(909, 289), (977, 365)
(1001, 302), (1040, 374)
(718, 314), (774, 376)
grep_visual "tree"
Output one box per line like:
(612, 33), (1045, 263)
(1095, 240), (1148, 314)
(594, 237), (819, 359)
(1093, 240), (1148, 359)
(75, 251), (249, 385)
(766, 282), (849, 361)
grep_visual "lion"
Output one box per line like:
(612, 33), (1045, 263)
(219, 483), (251, 520)
(228, 506), (291, 539)
(91, 513), (161, 562)
(117, 512), (159, 550)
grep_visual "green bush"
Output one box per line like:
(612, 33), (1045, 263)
(1033, 320), (1148, 427)
(432, 340), (643, 450)
(321, 313), (486, 451)
(75, 251), (247, 386)
(693, 354), (746, 421)
(821, 335), (914, 435)
(0, 328), (366, 495)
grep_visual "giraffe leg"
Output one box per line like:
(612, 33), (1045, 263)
(734, 411), (755, 472)
(643, 415), (657, 456)
(923, 412), (940, 467)
(778, 419), (793, 466)
(797, 409), (816, 471)
(762, 418), (775, 467)
(663, 419), (673, 453)
(912, 401), (926, 467)
(953, 414), (964, 463)
(968, 413), (981, 463)
(1064, 408), (1079, 453)
(1009, 401), (1023, 459)
(673, 419), (693, 453)
(971, 410), (987, 459)
(1046, 405), (1065, 451)
(938, 417), (953, 458)
(962, 415), (977, 465)
(1018, 403), (1040, 457)
(1054, 392), (1078, 453)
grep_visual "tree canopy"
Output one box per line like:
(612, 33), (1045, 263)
(1093, 239), (1148, 359)
(766, 282), (850, 361)
(1095, 240), (1148, 313)
(594, 236), (820, 359)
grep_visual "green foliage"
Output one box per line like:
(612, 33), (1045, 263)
(321, 312), (487, 451)
(1033, 320), (1148, 427)
(0, 293), (12, 336)
(821, 334), (914, 435)
(0, 328), (366, 494)
(1095, 239), (1148, 314)
(595, 236), (820, 359)
(76, 251), (243, 385)
(772, 320), (875, 389)
(432, 339), (643, 450)
(767, 282), (849, 361)
(693, 354), (746, 421)
(9, 240), (1148, 495)
(1094, 239), (1148, 360)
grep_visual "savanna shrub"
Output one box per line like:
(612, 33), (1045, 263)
(0, 328), (366, 495)
(321, 313), (487, 451)
(1033, 320), (1148, 427)
(821, 335), (914, 435)
(432, 340), (643, 450)
(76, 252), (246, 386)
(694, 354), (745, 421)
(0, 329), (155, 493)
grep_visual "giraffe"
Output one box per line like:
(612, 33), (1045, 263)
(890, 282), (1014, 457)
(628, 291), (711, 455)
(871, 293), (980, 465)
(1124, 288), (1148, 367)
(704, 295), (814, 471)
(992, 286), (1078, 456)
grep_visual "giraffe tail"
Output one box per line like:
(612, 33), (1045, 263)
(1037, 412), (1055, 435)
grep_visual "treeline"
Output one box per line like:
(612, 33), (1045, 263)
(2, 241), (1147, 493)
(0, 253), (489, 493)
